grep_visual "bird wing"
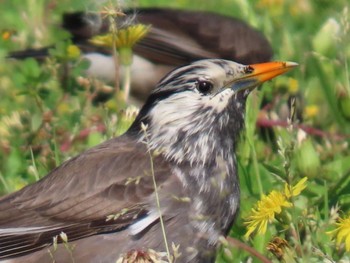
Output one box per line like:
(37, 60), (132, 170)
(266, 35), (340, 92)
(9, 8), (272, 65)
(61, 8), (272, 65)
(0, 135), (171, 258)
(132, 8), (273, 65)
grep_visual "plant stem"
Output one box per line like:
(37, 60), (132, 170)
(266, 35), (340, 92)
(123, 64), (131, 102)
(141, 124), (172, 262)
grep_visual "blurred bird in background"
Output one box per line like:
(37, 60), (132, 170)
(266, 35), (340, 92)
(9, 8), (273, 101)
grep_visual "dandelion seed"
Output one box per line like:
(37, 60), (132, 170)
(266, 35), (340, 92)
(100, 7), (125, 19)
(327, 215), (350, 251)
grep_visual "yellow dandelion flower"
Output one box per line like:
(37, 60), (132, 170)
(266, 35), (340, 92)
(245, 178), (308, 238)
(90, 34), (113, 47)
(115, 24), (150, 48)
(304, 105), (319, 119)
(90, 24), (150, 49)
(284, 177), (308, 198)
(66, 44), (81, 59)
(90, 24), (150, 66)
(327, 215), (350, 251)
(244, 191), (292, 238)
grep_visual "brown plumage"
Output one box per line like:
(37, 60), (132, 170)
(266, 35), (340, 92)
(0, 59), (297, 262)
(0, 136), (170, 260)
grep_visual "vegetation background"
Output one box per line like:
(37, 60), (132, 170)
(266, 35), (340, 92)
(0, 0), (349, 262)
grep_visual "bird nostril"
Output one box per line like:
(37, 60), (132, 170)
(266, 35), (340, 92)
(244, 65), (254, 74)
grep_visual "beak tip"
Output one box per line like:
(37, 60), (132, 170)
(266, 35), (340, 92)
(285, 61), (299, 68)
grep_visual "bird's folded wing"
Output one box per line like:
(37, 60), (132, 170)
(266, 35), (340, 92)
(133, 27), (217, 66)
(9, 8), (272, 66)
(60, 8), (272, 65)
(132, 8), (273, 65)
(0, 135), (170, 258)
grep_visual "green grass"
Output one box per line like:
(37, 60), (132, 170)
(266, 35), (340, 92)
(0, 0), (350, 262)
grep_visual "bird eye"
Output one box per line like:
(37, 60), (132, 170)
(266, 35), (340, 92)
(196, 80), (213, 94)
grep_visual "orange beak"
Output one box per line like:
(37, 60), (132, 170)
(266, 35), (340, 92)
(230, 61), (298, 92)
(249, 61), (298, 83)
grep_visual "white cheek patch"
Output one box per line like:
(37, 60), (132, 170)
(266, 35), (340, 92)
(202, 89), (234, 113)
(150, 91), (201, 127)
(146, 89), (234, 164)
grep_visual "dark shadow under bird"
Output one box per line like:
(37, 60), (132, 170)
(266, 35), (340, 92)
(0, 59), (297, 262)
(8, 8), (273, 101)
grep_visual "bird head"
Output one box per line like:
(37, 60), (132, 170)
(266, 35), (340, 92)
(129, 59), (297, 164)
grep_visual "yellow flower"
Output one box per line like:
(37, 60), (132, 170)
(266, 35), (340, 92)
(66, 44), (81, 59)
(284, 177), (308, 198)
(244, 191), (292, 239)
(288, 78), (299, 94)
(327, 215), (350, 251)
(57, 102), (71, 115)
(304, 105), (319, 119)
(2, 30), (12, 40)
(90, 24), (150, 49)
(90, 24), (150, 66)
(116, 24), (150, 48)
(245, 178), (308, 238)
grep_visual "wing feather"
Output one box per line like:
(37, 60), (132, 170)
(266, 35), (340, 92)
(0, 135), (170, 259)
(132, 8), (272, 65)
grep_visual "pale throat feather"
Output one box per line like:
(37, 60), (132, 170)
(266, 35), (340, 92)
(145, 89), (239, 165)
